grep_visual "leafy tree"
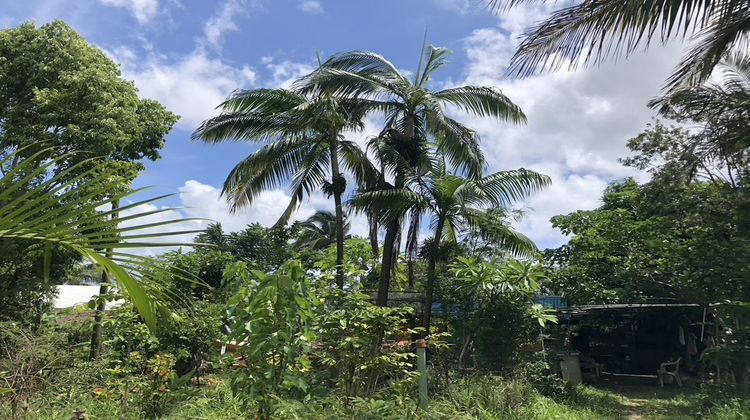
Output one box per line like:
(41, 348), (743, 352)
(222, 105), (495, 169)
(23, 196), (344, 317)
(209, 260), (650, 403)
(447, 258), (554, 369)
(549, 178), (750, 305)
(0, 20), (178, 338)
(194, 222), (229, 250)
(491, 0), (750, 91)
(550, 112), (750, 305)
(300, 45), (526, 305)
(225, 224), (295, 272)
(194, 90), (374, 288)
(223, 261), (317, 419)
(352, 166), (549, 335)
(0, 21), (177, 179)
(312, 290), (416, 397)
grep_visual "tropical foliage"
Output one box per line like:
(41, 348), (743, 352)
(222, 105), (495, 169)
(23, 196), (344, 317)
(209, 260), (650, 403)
(4, 8), (750, 419)
(492, 0), (750, 91)
(0, 149), (202, 329)
(299, 45), (528, 305)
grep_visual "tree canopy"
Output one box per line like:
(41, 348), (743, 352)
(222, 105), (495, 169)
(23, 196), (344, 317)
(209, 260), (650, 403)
(0, 20), (177, 181)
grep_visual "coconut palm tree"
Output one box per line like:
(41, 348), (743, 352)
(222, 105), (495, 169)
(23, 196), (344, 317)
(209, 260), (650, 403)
(193, 89), (375, 288)
(0, 148), (202, 331)
(296, 210), (351, 250)
(298, 45), (527, 305)
(351, 164), (550, 336)
(490, 0), (750, 91)
(649, 52), (750, 184)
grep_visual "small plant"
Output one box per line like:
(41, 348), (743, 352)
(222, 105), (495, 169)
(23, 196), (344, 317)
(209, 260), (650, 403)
(223, 260), (317, 419)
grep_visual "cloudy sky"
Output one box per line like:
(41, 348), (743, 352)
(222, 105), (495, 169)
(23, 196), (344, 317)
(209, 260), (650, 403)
(3, 0), (688, 249)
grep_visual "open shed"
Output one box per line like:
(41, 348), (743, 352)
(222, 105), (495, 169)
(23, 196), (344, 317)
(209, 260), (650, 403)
(553, 303), (716, 380)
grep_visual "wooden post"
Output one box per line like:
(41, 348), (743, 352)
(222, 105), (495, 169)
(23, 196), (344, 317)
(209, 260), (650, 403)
(416, 339), (428, 410)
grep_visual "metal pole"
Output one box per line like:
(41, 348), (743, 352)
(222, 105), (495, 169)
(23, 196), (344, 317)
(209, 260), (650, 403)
(416, 339), (428, 410)
(700, 307), (707, 342)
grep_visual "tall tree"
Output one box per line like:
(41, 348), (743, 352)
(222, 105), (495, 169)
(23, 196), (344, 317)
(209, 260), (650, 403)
(300, 45), (526, 305)
(194, 90), (373, 288)
(296, 210), (351, 251)
(0, 21), (177, 180)
(352, 165), (550, 335)
(549, 119), (750, 305)
(490, 0), (750, 91)
(0, 20), (177, 328)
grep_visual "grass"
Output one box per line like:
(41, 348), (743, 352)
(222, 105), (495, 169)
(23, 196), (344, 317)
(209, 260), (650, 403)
(3, 371), (748, 419)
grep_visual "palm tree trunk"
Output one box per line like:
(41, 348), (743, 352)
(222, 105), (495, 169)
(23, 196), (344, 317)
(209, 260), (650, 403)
(367, 213), (379, 257)
(422, 217), (445, 338)
(329, 142), (346, 289)
(89, 199), (118, 360)
(376, 219), (399, 306)
(34, 244), (52, 330)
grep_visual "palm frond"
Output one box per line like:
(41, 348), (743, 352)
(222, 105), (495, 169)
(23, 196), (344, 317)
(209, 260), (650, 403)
(221, 137), (314, 212)
(426, 109), (486, 179)
(0, 150), (205, 330)
(665, 11), (750, 90)
(315, 51), (408, 85)
(416, 46), (452, 88)
(276, 142), (331, 227)
(462, 208), (539, 258)
(220, 88), (307, 113)
(505, 0), (736, 79)
(477, 169), (551, 208)
(348, 188), (431, 223)
(433, 86), (527, 123)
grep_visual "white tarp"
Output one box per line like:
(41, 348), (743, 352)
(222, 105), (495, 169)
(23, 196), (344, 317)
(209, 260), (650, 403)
(54, 285), (124, 309)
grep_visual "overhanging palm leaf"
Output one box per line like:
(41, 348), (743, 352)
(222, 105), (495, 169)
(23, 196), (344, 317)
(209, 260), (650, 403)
(492, 0), (750, 91)
(0, 150), (204, 330)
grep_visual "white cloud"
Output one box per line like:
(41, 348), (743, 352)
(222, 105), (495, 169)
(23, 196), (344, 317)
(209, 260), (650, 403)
(297, 0), (325, 15)
(261, 56), (316, 87)
(447, 5), (686, 249)
(178, 180), (318, 233)
(431, 0), (471, 15)
(99, 0), (159, 24)
(110, 48), (258, 129)
(117, 201), (204, 256)
(202, 0), (256, 51)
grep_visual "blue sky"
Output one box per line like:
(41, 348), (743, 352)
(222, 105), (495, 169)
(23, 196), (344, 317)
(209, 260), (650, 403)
(2, 0), (688, 249)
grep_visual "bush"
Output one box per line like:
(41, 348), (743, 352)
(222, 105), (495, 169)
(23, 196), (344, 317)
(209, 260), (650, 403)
(312, 289), (417, 397)
(223, 260), (317, 419)
(519, 352), (575, 400)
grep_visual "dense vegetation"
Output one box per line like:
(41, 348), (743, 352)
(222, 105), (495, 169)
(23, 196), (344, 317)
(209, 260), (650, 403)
(2, 5), (750, 418)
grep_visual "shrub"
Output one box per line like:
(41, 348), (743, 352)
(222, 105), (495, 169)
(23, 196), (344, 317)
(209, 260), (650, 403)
(223, 260), (317, 419)
(313, 289), (418, 398)
(519, 352), (575, 400)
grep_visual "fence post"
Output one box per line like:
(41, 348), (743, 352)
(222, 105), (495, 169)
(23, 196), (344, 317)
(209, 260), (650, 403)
(416, 339), (428, 410)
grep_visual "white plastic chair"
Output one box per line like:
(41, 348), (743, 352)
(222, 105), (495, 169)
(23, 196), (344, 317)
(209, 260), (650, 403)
(657, 357), (683, 387)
